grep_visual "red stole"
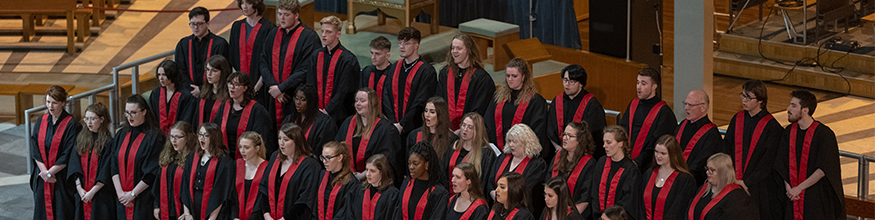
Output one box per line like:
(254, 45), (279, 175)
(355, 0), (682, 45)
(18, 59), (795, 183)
(675, 120), (716, 160)
(159, 87), (182, 134)
(316, 49), (344, 109)
(598, 159), (626, 211)
(362, 188), (382, 220)
(238, 22), (262, 73)
(267, 154), (307, 219)
(644, 170), (679, 220)
(494, 99), (530, 150)
(344, 116), (381, 172)
(488, 208), (519, 220)
(37, 115), (71, 220)
(220, 100), (256, 158)
(391, 60), (424, 121)
(447, 143), (469, 194)
(788, 122), (819, 220)
(554, 93), (594, 138)
(447, 68), (473, 130)
(188, 38), (214, 83)
(235, 159), (267, 220)
(317, 171), (343, 220)
(270, 26), (304, 129)
(551, 154), (593, 193)
(402, 180), (434, 220)
(368, 72), (386, 101)
(189, 153), (219, 220)
(732, 111), (774, 179)
(687, 184), (741, 220)
(494, 155), (531, 183)
(118, 131), (146, 220)
(628, 99), (666, 159)
(159, 165), (183, 220)
(449, 196), (487, 220)
(198, 99), (222, 124)
(79, 150), (99, 220)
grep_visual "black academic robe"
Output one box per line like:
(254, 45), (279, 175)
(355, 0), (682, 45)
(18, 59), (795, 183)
(180, 153), (235, 220)
(538, 208), (585, 220)
(230, 159), (269, 220)
(305, 43), (361, 126)
(445, 196), (489, 220)
(110, 125), (164, 220)
(393, 178), (450, 220)
(360, 65), (390, 104)
(149, 86), (196, 134)
(175, 32), (230, 89)
(406, 127), (459, 161)
(673, 116), (721, 187)
(283, 111), (338, 156)
(639, 168), (696, 220)
(309, 170), (361, 220)
(382, 58), (437, 135)
(617, 97), (678, 172)
(334, 115), (402, 178)
(721, 110), (782, 220)
(436, 66), (496, 130)
(348, 186), (400, 220)
(484, 90), (549, 159)
(258, 152), (321, 220)
(259, 22), (321, 129)
(212, 100), (277, 157)
(230, 17), (276, 107)
(441, 142), (497, 194)
(67, 133), (116, 220)
(547, 90), (607, 158)
(151, 163), (184, 220)
(195, 98), (224, 126)
(547, 153), (597, 217)
(589, 156), (641, 220)
(487, 208), (536, 220)
(486, 153), (547, 210)
(30, 111), (82, 220)
(686, 184), (758, 220)
(774, 121), (844, 220)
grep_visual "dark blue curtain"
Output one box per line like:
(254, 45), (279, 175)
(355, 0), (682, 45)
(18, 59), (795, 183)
(532, 0), (581, 49)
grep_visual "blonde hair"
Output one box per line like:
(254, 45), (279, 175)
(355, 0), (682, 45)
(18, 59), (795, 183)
(355, 88), (381, 137)
(603, 125), (631, 158)
(239, 131), (267, 160)
(320, 15), (342, 32)
(455, 112), (489, 175)
(502, 123), (541, 158)
(706, 153), (736, 190)
(494, 58), (537, 105)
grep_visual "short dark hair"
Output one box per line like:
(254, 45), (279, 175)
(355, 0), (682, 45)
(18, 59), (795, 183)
(227, 71), (255, 105)
(397, 27), (421, 43)
(189, 7), (210, 22)
(561, 64), (588, 86)
(638, 67), (661, 98)
(237, 0), (266, 16)
(45, 85), (68, 103)
(157, 60), (182, 87)
(790, 89), (817, 116)
(742, 79), (768, 110)
(604, 206), (630, 220)
(369, 36), (391, 51)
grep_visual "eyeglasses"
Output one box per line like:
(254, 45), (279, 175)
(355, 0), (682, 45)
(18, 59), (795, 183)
(683, 102), (706, 107)
(320, 154), (339, 162)
(561, 78), (577, 84)
(294, 96), (306, 103)
(706, 167), (717, 174)
(197, 133), (209, 138)
(83, 117), (100, 122)
(740, 93), (756, 101)
(227, 82), (244, 87)
(124, 109), (143, 116)
(561, 133), (577, 139)
(189, 22), (207, 27)
(170, 135), (185, 140)
(398, 41), (416, 47)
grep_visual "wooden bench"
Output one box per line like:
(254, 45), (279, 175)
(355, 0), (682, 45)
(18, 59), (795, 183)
(845, 196), (875, 219)
(0, 0), (78, 55)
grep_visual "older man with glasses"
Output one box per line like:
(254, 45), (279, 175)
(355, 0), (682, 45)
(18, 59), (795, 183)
(673, 89), (721, 187)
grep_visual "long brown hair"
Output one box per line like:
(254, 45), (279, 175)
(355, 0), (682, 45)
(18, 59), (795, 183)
(652, 135), (690, 174)
(200, 55), (231, 101)
(556, 121), (595, 176)
(422, 97), (451, 160)
(363, 154), (394, 191)
(493, 172), (530, 214)
(324, 141), (353, 186)
(197, 123), (229, 158)
(545, 177), (576, 220)
(354, 88), (381, 137)
(455, 112), (489, 175)
(455, 162), (485, 201)
(159, 121), (196, 167)
(76, 103), (111, 156)
(444, 34), (484, 75)
(494, 58), (537, 105)
(279, 123), (312, 163)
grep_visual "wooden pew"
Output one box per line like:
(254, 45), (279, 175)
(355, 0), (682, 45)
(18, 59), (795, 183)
(0, 0), (78, 54)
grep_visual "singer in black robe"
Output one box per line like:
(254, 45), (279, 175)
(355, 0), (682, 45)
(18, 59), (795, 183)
(547, 89), (607, 158)
(283, 110), (337, 157)
(687, 183), (757, 220)
(31, 111), (82, 220)
(175, 31), (229, 89)
(441, 141), (497, 192)
(230, 17), (275, 106)
(588, 156), (640, 220)
(484, 91), (548, 157)
(445, 195), (489, 220)
(673, 115), (721, 186)
(406, 127), (459, 150)
(258, 152), (321, 220)
(194, 98), (224, 126)
(305, 42), (361, 126)
(335, 115), (402, 179)
(348, 185), (399, 220)
(382, 58), (437, 135)
(774, 121), (844, 220)
(229, 159), (268, 220)
(436, 66), (495, 130)
(151, 161), (184, 220)
(309, 170), (362, 220)
(616, 97), (677, 172)
(538, 208), (585, 220)
(149, 86), (196, 134)
(212, 100), (276, 157)
(111, 125), (164, 220)
(66, 133), (116, 220)
(179, 153), (235, 220)
(486, 153), (547, 200)
(722, 109), (782, 220)
(639, 168), (696, 220)
(393, 178), (450, 220)
(547, 153), (597, 214)
(259, 21), (320, 129)
(360, 64), (389, 104)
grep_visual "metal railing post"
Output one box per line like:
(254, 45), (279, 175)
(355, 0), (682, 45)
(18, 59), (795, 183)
(112, 67), (119, 131)
(859, 159), (869, 200)
(24, 108), (33, 175)
(131, 66), (139, 95)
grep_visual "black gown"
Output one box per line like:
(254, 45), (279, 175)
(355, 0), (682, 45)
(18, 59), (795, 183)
(305, 43), (361, 126)
(484, 90), (549, 160)
(283, 110), (338, 157)
(547, 153), (597, 217)
(360, 65), (389, 104)
(441, 142), (497, 194)
(149, 86), (196, 134)
(66, 133), (116, 220)
(687, 184), (757, 220)
(639, 168), (696, 220)
(179, 153), (235, 220)
(151, 163), (184, 220)
(258, 152), (321, 220)
(229, 17), (276, 106)
(334, 115), (402, 181)
(487, 208), (536, 220)
(445, 196), (489, 220)
(721, 110), (782, 220)
(195, 98), (223, 126)
(348, 185), (400, 220)
(547, 90), (607, 158)
(393, 178), (450, 220)
(175, 31), (230, 89)
(538, 208), (585, 220)
(673, 116), (721, 187)
(308, 170), (362, 220)
(382, 58), (437, 135)
(212, 100), (277, 157)
(229, 159), (269, 220)
(30, 111), (82, 220)
(259, 22), (321, 129)
(588, 156), (641, 220)
(110, 125), (165, 220)
(436, 66), (496, 130)
(406, 128), (460, 167)
(774, 121), (844, 220)
(617, 97), (678, 172)
(486, 153), (547, 214)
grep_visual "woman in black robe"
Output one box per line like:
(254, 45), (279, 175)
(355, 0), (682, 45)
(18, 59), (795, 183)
(229, 131), (269, 220)
(67, 103), (115, 220)
(687, 153), (757, 220)
(547, 122), (597, 216)
(488, 172), (535, 220)
(484, 58), (548, 160)
(407, 97), (458, 161)
(335, 88), (402, 183)
(283, 84), (337, 156)
(589, 125), (641, 220)
(195, 55), (231, 125)
(446, 162), (490, 220)
(393, 142), (450, 220)
(541, 177), (585, 220)
(443, 113), (497, 195)
(151, 121), (196, 220)
(213, 71), (276, 158)
(111, 94), (165, 220)
(229, 0), (275, 107)
(639, 135), (696, 220)
(348, 154), (399, 220)
(310, 142), (361, 220)
(149, 60), (196, 134)
(436, 34), (495, 131)
(258, 123), (321, 220)
(179, 123), (235, 220)
(487, 123), (547, 217)
(31, 86), (83, 220)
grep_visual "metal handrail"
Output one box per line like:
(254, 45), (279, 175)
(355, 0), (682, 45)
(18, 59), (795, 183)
(111, 50), (175, 127)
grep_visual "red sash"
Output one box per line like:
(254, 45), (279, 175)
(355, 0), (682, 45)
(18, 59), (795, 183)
(732, 111), (774, 179)
(447, 68), (473, 130)
(270, 26), (304, 128)
(644, 170), (679, 220)
(789, 122), (819, 220)
(688, 184), (741, 220)
(675, 120), (716, 160)
(598, 160), (625, 211)
(238, 22), (262, 73)
(118, 132), (146, 220)
(487, 208), (519, 220)
(267, 154), (306, 219)
(235, 159), (267, 220)
(402, 180), (434, 220)
(305, 123), (314, 139)
(362, 188), (382, 220)
(450, 196), (486, 220)
(198, 99), (222, 124)
(447, 144), (468, 194)
(344, 116), (381, 172)
(159, 166), (184, 220)
(368, 72), (386, 101)
(554, 93), (594, 138)
(391, 60), (424, 121)
(189, 153), (219, 220)
(494, 155), (531, 183)
(494, 100), (529, 150)
(79, 150), (98, 220)
(550, 153), (592, 194)
(220, 100), (256, 158)
(159, 88), (182, 134)
(317, 171), (342, 220)
(317, 50), (344, 109)
(628, 99), (666, 159)
(188, 38), (214, 83)
(37, 115), (71, 220)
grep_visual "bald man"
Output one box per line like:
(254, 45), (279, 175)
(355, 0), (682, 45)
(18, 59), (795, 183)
(673, 89), (721, 186)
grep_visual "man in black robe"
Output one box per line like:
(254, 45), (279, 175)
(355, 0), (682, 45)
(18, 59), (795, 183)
(382, 27), (437, 137)
(259, 0), (321, 129)
(174, 7), (229, 97)
(360, 36), (392, 105)
(547, 64), (606, 158)
(229, 0), (275, 107)
(305, 15), (360, 126)
(674, 89), (720, 186)
(775, 90), (844, 220)
(616, 68), (676, 172)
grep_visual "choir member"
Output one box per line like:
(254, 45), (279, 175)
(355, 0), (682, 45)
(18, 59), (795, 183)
(229, 131), (268, 220)
(335, 88), (402, 181)
(180, 123), (235, 220)
(394, 142), (450, 220)
(407, 97), (459, 160)
(547, 64), (606, 158)
(310, 142), (361, 220)
(213, 71), (276, 158)
(195, 55), (231, 125)
(111, 94), (165, 220)
(446, 162), (490, 220)
(306, 15), (360, 126)
(640, 135), (696, 220)
(541, 177), (585, 220)
(436, 34), (495, 130)
(229, 0), (275, 106)
(259, 0), (321, 129)
(360, 36), (392, 104)
(487, 124), (547, 202)
(443, 113), (498, 194)
(673, 89), (720, 186)
(547, 121), (597, 215)
(68, 103), (116, 220)
(383, 27), (437, 136)
(259, 123), (321, 220)
(589, 125), (640, 220)
(175, 7), (230, 96)
(484, 58), (548, 159)
(721, 79), (782, 220)
(150, 60), (197, 134)
(488, 172), (536, 220)
(600, 206), (630, 220)
(31, 85), (82, 220)
(616, 67), (677, 172)
(152, 121), (196, 220)
(282, 84), (337, 156)
(687, 153), (757, 220)
(775, 90), (844, 220)
(349, 154), (399, 220)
